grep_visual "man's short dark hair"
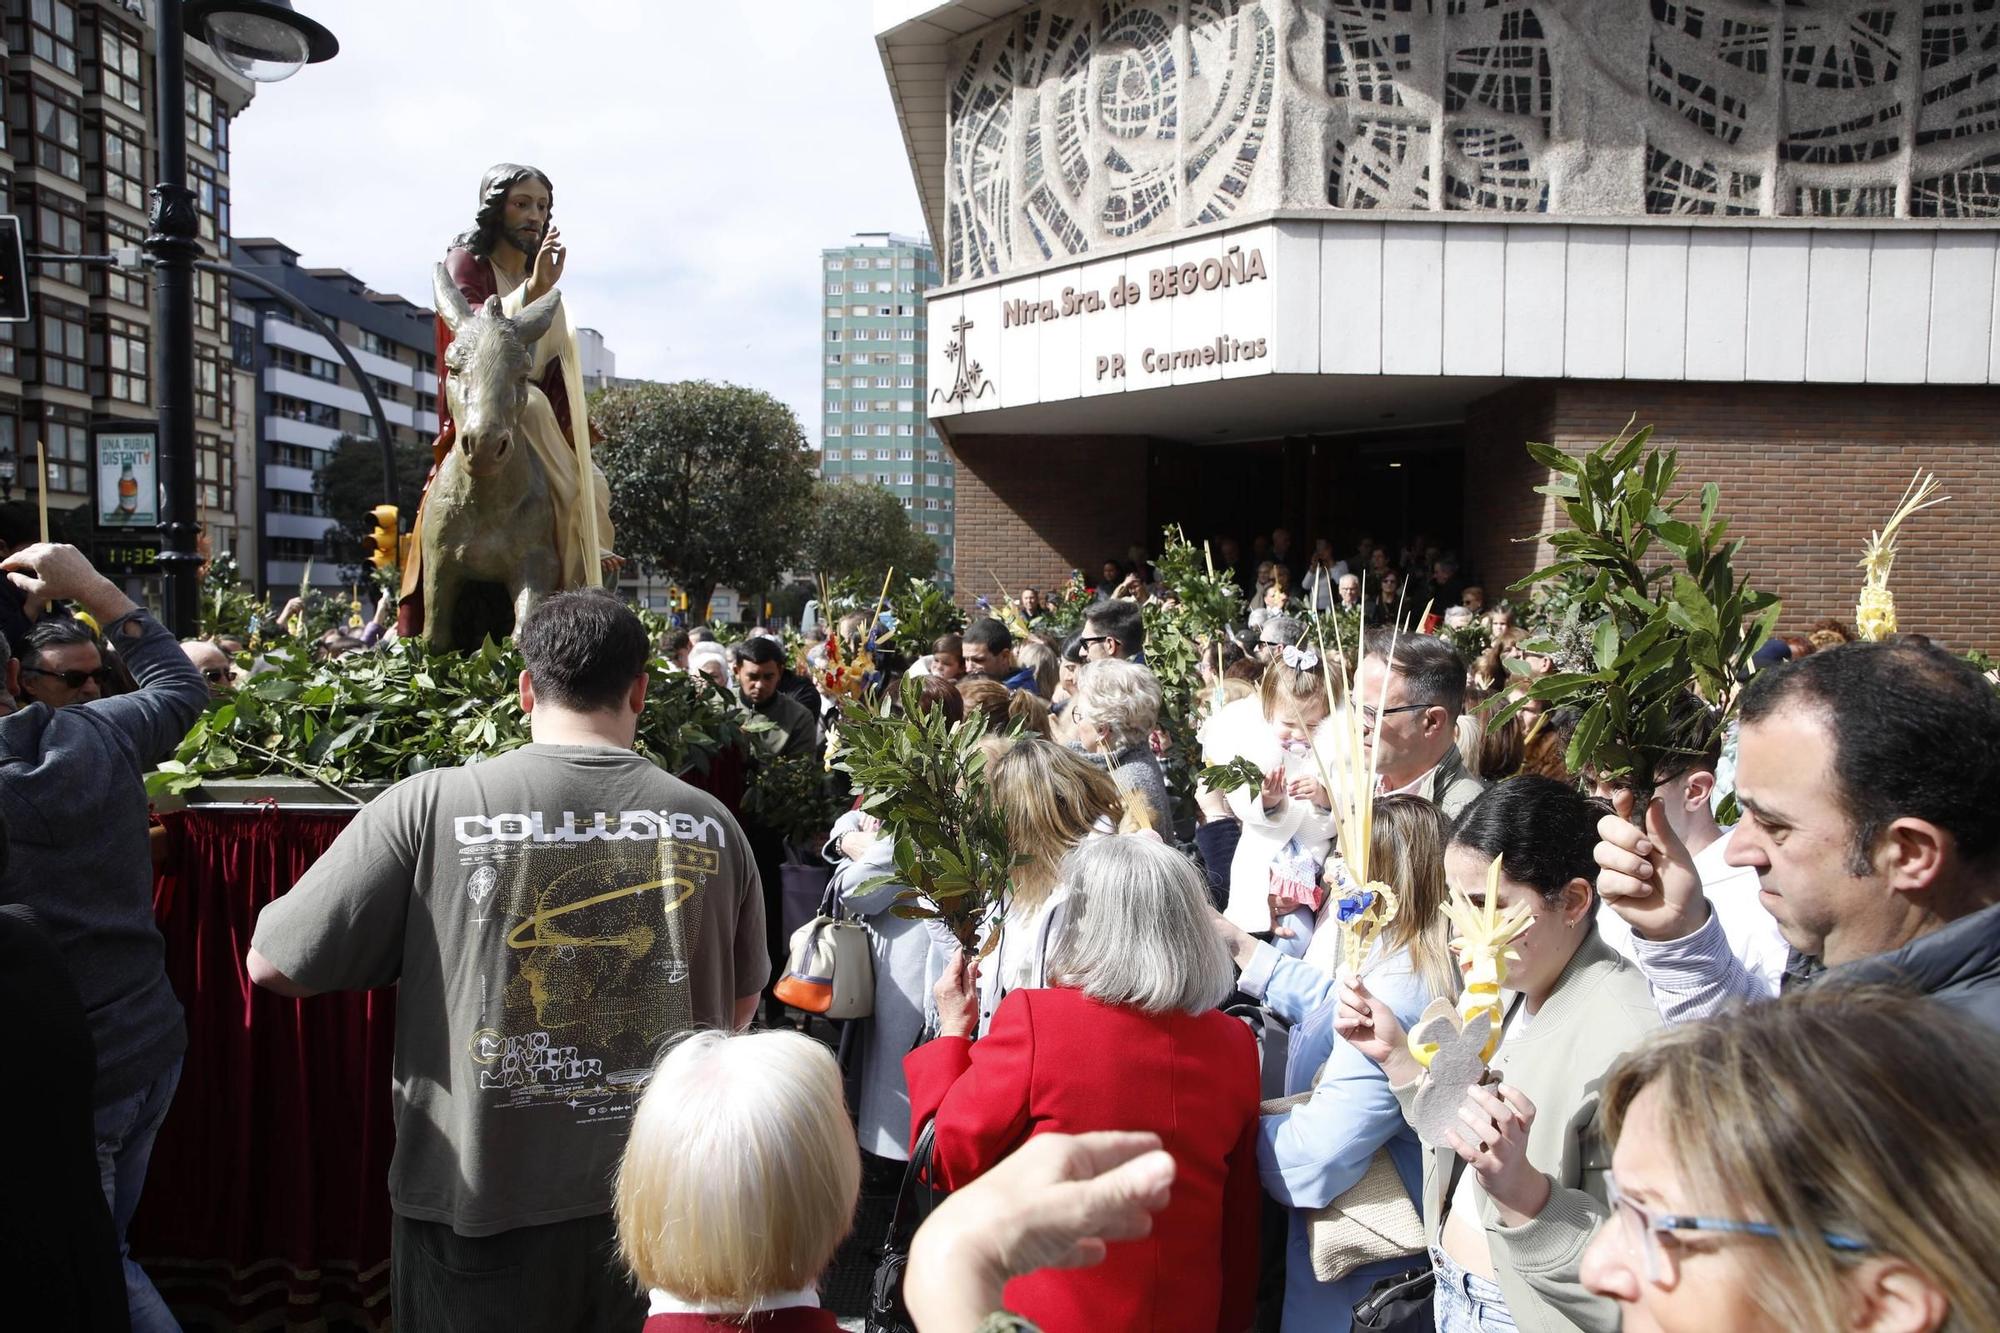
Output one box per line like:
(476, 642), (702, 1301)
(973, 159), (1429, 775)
(1363, 627), (1465, 717)
(661, 628), (692, 657)
(1082, 599), (1144, 654)
(963, 618), (1013, 655)
(1740, 641), (2000, 874)
(19, 617), (99, 671)
(0, 501), (38, 552)
(934, 632), (963, 657)
(687, 627), (716, 643)
(730, 635), (785, 669)
(516, 590), (649, 711)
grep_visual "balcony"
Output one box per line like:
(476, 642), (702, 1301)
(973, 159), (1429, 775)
(265, 415), (343, 449)
(266, 464), (317, 494)
(263, 316), (418, 387)
(265, 512), (337, 541)
(265, 367), (371, 416)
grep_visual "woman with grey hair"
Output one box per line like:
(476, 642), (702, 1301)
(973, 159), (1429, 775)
(906, 836), (1261, 1333)
(1068, 658), (1174, 835)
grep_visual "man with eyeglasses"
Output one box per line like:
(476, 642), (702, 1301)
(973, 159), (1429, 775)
(16, 617), (115, 708)
(0, 542), (209, 1332)
(1253, 613), (1303, 665)
(180, 639), (236, 698)
(1352, 628), (1487, 821)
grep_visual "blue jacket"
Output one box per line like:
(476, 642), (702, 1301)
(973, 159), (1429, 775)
(1244, 941), (1444, 1332)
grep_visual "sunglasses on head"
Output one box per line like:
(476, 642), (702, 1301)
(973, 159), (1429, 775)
(23, 665), (114, 690)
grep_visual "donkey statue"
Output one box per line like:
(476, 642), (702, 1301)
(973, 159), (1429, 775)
(421, 262), (562, 651)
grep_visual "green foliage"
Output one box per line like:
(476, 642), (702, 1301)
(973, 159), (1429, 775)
(1135, 527), (1249, 820)
(197, 551), (269, 642)
(314, 433), (430, 574)
(1435, 616), (1492, 665)
(1197, 756), (1264, 798)
(833, 676), (1014, 951)
(148, 636), (765, 797)
(592, 381), (817, 619)
(741, 750), (849, 850)
(1298, 604), (1366, 674)
(884, 576), (964, 655)
(801, 478), (939, 587)
(1035, 571), (1094, 638)
(1500, 423), (1780, 803)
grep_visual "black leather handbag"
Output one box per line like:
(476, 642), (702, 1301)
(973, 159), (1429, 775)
(866, 1119), (943, 1333)
(1350, 1261), (1437, 1332)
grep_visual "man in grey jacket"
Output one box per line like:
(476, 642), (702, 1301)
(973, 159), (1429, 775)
(0, 543), (209, 1332)
(1596, 639), (2000, 1031)
(1354, 628), (1487, 822)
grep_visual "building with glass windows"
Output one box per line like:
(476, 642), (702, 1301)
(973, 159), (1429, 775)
(2, 0), (253, 575)
(877, 0), (2000, 644)
(819, 231), (955, 586)
(234, 238), (440, 594)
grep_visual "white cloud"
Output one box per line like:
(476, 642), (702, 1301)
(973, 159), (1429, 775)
(230, 0), (924, 432)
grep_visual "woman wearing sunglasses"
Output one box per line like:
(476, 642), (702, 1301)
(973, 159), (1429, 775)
(1582, 986), (2000, 1332)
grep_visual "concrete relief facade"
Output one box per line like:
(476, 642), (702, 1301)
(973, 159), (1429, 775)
(944, 0), (2000, 281)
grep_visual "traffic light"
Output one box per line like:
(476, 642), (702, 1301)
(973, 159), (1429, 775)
(0, 217), (27, 323)
(363, 504), (400, 570)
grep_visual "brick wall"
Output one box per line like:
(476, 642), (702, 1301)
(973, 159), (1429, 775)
(1464, 381), (2000, 653)
(946, 433), (1153, 607)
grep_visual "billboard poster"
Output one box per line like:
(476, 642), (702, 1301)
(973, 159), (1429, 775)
(95, 429), (158, 528)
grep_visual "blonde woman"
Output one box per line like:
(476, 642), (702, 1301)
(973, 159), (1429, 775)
(1213, 797), (1460, 1331)
(1583, 987), (2000, 1333)
(1070, 658), (1174, 834)
(976, 737), (1124, 1033)
(614, 1030), (857, 1332)
(1198, 650), (1342, 934)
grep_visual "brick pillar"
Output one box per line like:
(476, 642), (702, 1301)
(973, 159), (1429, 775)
(947, 434), (1153, 607)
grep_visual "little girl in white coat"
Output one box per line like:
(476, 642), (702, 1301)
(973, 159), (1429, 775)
(1200, 648), (1343, 935)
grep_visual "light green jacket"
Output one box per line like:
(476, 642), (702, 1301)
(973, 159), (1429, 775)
(1393, 929), (1660, 1333)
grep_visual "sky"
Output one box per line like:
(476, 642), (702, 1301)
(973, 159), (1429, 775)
(230, 0), (925, 434)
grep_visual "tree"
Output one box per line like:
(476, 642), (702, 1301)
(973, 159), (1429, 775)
(314, 434), (430, 570)
(800, 477), (938, 587)
(592, 381), (817, 619)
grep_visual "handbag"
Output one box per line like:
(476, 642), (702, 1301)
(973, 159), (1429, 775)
(1258, 1091), (1424, 1281)
(866, 1119), (943, 1333)
(772, 884), (874, 1019)
(1350, 1262), (1437, 1333)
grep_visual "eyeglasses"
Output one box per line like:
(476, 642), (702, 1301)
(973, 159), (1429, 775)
(1358, 702), (1431, 725)
(22, 665), (113, 691)
(1079, 636), (1113, 650)
(201, 668), (231, 684)
(1604, 1175), (1869, 1286)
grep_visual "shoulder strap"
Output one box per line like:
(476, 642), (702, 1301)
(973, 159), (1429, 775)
(886, 1118), (941, 1245)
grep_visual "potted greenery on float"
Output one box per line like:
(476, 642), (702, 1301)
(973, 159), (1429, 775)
(1497, 423), (1779, 815)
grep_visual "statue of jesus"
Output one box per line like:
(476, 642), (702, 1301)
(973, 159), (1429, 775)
(398, 162), (615, 635)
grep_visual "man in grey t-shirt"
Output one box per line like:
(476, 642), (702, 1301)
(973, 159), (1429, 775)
(249, 591), (767, 1331)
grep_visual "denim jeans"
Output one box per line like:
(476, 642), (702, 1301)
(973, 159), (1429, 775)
(94, 1056), (184, 1333)
(1431, 1245), (1518, 1333)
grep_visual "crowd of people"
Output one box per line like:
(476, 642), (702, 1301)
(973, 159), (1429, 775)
(3, 524), (1997, 1333)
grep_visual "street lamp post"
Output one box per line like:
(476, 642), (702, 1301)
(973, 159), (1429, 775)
(150, 0), (336, 635)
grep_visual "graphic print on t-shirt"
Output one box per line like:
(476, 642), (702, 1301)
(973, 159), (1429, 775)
(453, 806), (728, 1125)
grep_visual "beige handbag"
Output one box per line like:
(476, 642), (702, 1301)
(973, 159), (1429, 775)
(1262, 1075), (1426, 1281)
(772, 893), (874, 1020)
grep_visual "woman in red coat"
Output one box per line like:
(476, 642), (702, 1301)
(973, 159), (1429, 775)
(907, 835), (1262, 1333)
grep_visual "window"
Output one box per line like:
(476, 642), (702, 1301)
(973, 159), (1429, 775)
(873, 354), (894, 365)
(874, 425), (892, 437)
(897, 472), (915, 485)
(899, 328), (916, 341)
(29, 0), (79, 76)
(24, 78), (82, 181)
(899, 354), (915, 365)
(270, 538), (323, 562)
(825, 427), (842, 438)
(197, 347), (232, 427)
(945, 474), (954, 488)
(896, 448), (914, 460)
(359, 330), (394, 358)
(824, 447), (841, 460)
(851, 329), (869, 341)
(899, 282), (917, 293)
(849, 375), (868, 388)
(26, 188), (85, 288)
(825, 306), (842, 319)
(275, 348), (338, 382)
(943, 499), (954, 511)
(197, 432), (233, 511)
(269, 490), (320, 516)
(875, 448), (891, 460)
(897, 424), (915, 436)
(848, 352), (867, 364)
(925, 523), (940, 535)
(826, 283), (844, 295)
(267, 442), (318, 470)
(825, 330), (840, 343)
(93, 18), (145, 114)
(92, 212), (147, 306)
(825, 353), (841, 366)
(273, 395), (338, 428)
(873, 376), (890, 388)
(825, 376), (842, 389)
(923, 472), (939, 487)
(194, 266), (222, 332)
(924, 450), (941, 463)
(898, 376), (915, 388)
(875, 472), (890, 485)
(96, 115), (146, 210)
(34, 297), (85, 390)
(39, 405), (88, 494)
(872, 400), (891, 412)
(824, 399), (841, 413)
(874, 257), (893, 269)
(877, 306), (892, 317)
(825, 259), (844, 271)
(874, 281), (892, 293)
(185, 73), (218, 153)
(898, 400), (915, 412)
(192, 160), (230, 252)
(0, 321), (17, 378)
(91, 312), (147, 402)
(925, 498), (940, 510)
(849, 281), (869, 294)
